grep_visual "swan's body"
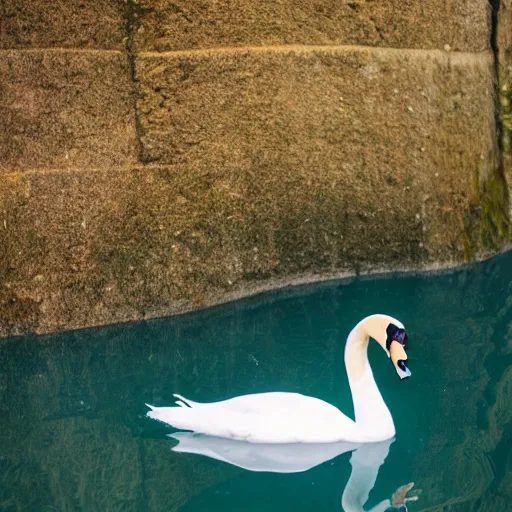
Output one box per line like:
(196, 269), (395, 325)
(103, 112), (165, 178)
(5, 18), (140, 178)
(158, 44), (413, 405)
(147, 314), (409, 444)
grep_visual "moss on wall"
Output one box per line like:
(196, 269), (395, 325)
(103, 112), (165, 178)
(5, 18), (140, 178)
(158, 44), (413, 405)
(498, 1), (512, 196)
(464, 164), (510, 259)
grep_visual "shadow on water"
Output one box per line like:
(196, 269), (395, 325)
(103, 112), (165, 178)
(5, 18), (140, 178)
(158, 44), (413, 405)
(0, 251), (511, 511)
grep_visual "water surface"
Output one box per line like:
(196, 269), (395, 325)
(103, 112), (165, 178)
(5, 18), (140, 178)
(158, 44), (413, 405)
(1, 252), (512, 511)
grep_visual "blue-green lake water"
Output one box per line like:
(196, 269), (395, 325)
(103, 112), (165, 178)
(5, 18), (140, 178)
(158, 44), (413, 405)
(1, 251), (512, 511)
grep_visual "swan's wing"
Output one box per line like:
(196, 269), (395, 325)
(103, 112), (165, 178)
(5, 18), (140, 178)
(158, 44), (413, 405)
(169, 432), (360, 473)
(178, 391), (352, 419)
(152, 392), (358, 443)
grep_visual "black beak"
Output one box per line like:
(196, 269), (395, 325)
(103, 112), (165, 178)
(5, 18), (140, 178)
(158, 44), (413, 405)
(398, 360), (408, 372)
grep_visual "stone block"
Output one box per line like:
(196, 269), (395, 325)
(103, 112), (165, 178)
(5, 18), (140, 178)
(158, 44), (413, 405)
(0, 0), (127, 49)
(134, 0), (489, 53)
(0, 50), (137, 171)
(137, 46), (496, 250)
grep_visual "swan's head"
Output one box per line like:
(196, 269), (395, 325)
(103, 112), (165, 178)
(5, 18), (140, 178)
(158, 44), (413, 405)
(386, 323), (410, 380)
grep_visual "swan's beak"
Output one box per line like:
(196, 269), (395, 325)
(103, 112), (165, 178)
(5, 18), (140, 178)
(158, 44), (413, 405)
(390, 341), (411, 380)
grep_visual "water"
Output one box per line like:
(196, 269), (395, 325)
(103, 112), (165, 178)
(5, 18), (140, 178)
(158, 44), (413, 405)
(1, 251), (512, 512)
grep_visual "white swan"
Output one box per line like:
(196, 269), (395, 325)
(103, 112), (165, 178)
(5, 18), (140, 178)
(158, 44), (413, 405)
(146, 314), (411, 443)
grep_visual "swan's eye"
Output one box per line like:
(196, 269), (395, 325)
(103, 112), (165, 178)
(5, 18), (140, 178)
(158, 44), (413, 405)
(385, 324), (408, 351)
(394, 330), (408, 350)
(399, 332), (408, 350)
(398, 360), (408, 372)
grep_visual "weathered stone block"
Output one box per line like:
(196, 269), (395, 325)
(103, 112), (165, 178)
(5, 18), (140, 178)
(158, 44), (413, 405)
(137, 48), (494, 170)
(134, 0), (489, 52)
(0, 0), (127, 49)
(137, 46), (497, 250)
(0, 50), (137, 171)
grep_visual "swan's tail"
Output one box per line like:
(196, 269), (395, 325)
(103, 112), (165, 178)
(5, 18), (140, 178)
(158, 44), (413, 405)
(168, 431), (223, 456)
(145, 394), (207, 431)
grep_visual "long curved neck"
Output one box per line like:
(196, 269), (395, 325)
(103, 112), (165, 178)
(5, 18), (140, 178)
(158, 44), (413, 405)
(344, 315), (395, 441)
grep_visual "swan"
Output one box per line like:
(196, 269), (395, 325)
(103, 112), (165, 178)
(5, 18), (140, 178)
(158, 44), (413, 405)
(146, 314), (410, 443)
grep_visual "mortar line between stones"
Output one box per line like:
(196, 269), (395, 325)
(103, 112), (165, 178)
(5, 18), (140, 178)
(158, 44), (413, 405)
(0, 164), (184, 177)
(0, 0), (4, 44)
(0, 47), (124, 55)
(125, 0), (145, 164)
(0, 45), (492, 61)
(139, 44), (493, 61)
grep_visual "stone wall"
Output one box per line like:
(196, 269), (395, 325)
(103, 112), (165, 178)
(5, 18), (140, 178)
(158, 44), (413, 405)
(0, 1), (510, 336)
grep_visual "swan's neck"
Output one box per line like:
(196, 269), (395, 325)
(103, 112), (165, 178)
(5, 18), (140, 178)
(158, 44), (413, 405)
(344, 316), (395, 441)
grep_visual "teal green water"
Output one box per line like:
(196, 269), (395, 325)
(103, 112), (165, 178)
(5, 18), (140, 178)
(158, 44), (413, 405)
(1, 252), (512, 511)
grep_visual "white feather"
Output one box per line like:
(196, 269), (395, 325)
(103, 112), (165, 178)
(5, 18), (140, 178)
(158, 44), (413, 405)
(146, 314), (405, 444)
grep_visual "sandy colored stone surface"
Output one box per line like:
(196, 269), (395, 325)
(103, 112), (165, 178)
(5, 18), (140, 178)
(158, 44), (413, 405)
(136, 48), (495, 173)
(137, 46), (498, 251)
(134, 0), (490, 53)
(0, 0), (127, 49)
(0, 50), (137, 171)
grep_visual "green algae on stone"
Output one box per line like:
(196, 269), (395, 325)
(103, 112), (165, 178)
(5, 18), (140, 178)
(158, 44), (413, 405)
(464, 165), (510, 260)
(479, 171), (510, 248)
(497, 0), (512, 205)
(501, 85), (512, 154)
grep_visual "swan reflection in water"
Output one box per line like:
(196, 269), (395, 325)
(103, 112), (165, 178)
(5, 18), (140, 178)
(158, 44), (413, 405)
(170, 432), (419, 512)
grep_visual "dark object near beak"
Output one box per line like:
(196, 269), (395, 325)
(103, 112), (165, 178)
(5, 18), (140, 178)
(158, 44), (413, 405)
(397, 359), (410, 380)
(398, 360), (408, 372)
(386, 323), (408, 351)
